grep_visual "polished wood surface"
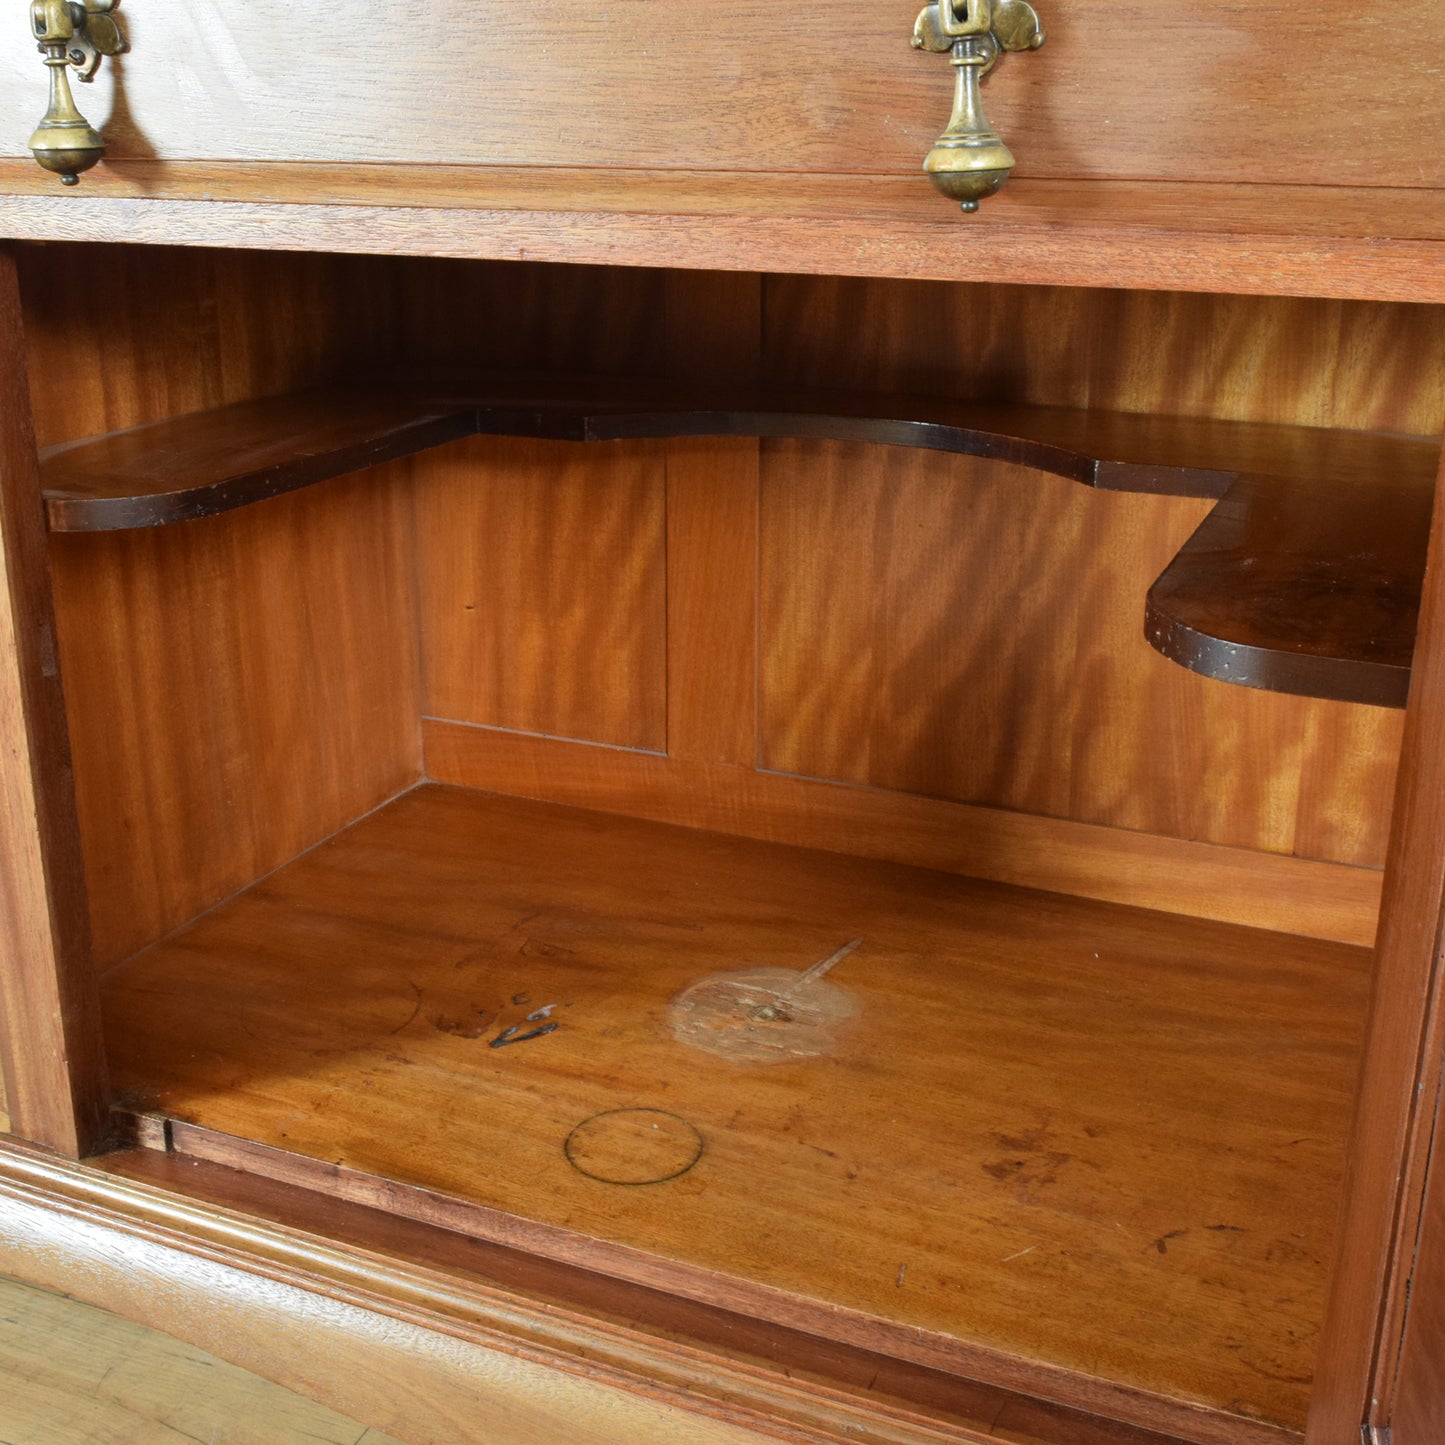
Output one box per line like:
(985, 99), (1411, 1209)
(1147, 468), (1438, 707)
(1309, 453), (1445, 1443)
(414, 437), (667, 754)
(0, 1274), (405, 1445)
(103, 783), (1371, 1441)
(3, 175), (1445, 303)
(20, 243), (419, 971)
(756, 446), (1403, 869)
(43, 384), (475, 531)
(1386, 1086), (1445, 1441)
(0, 1136), (1195, 1445)
(0, 245), (106, 1156)
(0, 4), (1441, 192)
(51, 471), (423, 971)
(0, 1142), (778, 1445)
(50, 374), (1440, 533)
(424, 721), (1383, 947)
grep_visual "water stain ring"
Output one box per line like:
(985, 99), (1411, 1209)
(564, 1108), (705, 1185)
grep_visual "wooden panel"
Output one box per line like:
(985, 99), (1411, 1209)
(101, 783), (1370, 1443)
(43, 383), (477, 531)
(0, 244), (106, 1157)
(414, 436), (667, 753)
(0, 6), (1443, 190)
(0, 1144), (774, 1445)
(663, 272), (761, 766)
(17, 243), (398, 448)
(0, 1275), (405, 1445)
(763, 278), (1445, 437)
(1147, 467), (1436, 708)
(1, 1138), (1195, 1445)
(19, 242), (415, 971)
(50, 468), (422, 971)
(1309, 453), (1445, 1442)
(1389, 1080), (1445, 1444)
(4, 177), (1445, 305)
(757, 281), (1436, 869)
(423, 722), (1382, 947)
(758, 443), (1404, 868)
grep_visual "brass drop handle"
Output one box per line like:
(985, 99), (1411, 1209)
(28, 0), (127, 186)
(912, 0), (1044, 212)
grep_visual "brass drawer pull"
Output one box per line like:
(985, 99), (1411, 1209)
(28, 0), (127, 186)
(913, 0), (1044, 212)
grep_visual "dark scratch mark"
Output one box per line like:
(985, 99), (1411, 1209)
(491, 1020), (560, 1049)
(1207, 1224), (1247, 1233)
(1153, 1229), (1189, 1255)
(389, 980), (424, 1034)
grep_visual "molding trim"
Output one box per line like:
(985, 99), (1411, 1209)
(423, 720), (1382, 947)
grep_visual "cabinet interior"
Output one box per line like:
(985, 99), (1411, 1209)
(21, 241), (1445, 1445)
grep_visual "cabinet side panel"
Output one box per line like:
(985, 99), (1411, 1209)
(20, 243), (421, 972)
(50, 469), (423, 972)
(1390, 1075), (1445, 1444)
(0, 245), (107, 1154)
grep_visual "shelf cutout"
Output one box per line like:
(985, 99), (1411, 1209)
(1148, 467), (1436, 709)
(104, 784), (1369, 1445)
(40, 376), (1441, 707)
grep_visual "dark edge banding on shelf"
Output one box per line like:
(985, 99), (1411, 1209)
(37, 375), (1443, 708)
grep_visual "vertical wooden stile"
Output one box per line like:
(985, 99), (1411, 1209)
(663, 272), (762, 768)
(0, 244), (106, 1156)
(1309, 442), (1445, 1444)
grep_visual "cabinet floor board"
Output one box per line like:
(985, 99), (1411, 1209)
(100, 784), (1371, 1441)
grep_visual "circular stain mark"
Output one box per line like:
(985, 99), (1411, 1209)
(564, 1108), (704, 1186)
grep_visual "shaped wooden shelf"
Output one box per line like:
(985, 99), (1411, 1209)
(38, 377), (1441, 708)
(104, 783), (1370, 1445)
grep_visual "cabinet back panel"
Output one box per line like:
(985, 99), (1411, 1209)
(0, 6), (1441, 190)
(414, 437), (668, 753)
(758, 443), (1401, 867)
(764, 278), (1445, 437)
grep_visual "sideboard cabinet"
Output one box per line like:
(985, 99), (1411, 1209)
(1, 6), (1444, 1445)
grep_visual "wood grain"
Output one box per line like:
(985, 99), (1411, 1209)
(50, 468), (423, 971)
(0, 1143), (777, 1445)
(0, 244), (107, 1157)
(0, 4), (1442, 189)
(662, 274), (763, 768)
(4, 177), (1445, 304)
(54, 374), (1439, 532)
(757, 444), (1405, 869)
(100, 783), (1370, 1442)
(17, 244), (400, 449)
(43, 383), (476, 531)
(20, 242), (418, 972)
(422, 721), (1382, 946)
(0, 1136), (1194, 1445)
(1147, 468), (1437, 708)
(1309, 451), (1445, 1443)
(0, 1275), (404, 1445)
(762, 278), (1445, 438)
(1388, 1075), (1445, 1443)
(413, 436), (668, 753)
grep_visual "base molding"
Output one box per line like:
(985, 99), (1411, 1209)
(0, 1135), (1208, 1445)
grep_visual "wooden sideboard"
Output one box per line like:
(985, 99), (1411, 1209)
(2, 6), (1444, 1444)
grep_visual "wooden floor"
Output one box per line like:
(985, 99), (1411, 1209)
(0, 1274), (404, 1445)
(101, 784), (1374, 1439)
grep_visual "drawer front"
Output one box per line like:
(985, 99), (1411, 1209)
(0, 2), (1441, 190)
